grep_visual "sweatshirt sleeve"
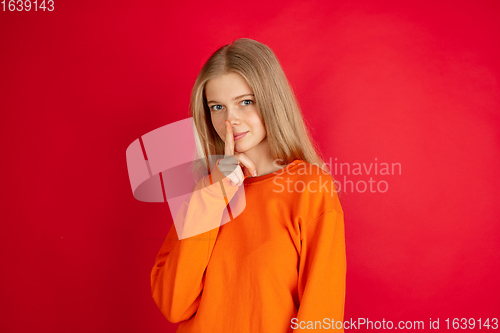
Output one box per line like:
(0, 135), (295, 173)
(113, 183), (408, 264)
(294, 208), (347, 332)
(150, 158), (240, 323)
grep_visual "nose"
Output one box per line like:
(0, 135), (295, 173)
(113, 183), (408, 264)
(225, 105), (241, 126)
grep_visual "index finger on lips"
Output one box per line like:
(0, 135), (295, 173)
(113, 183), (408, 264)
(225, 120), (234, 156)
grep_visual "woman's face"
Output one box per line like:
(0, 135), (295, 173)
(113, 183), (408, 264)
(205, 72), (267, 154)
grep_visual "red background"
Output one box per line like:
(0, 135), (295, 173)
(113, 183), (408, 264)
(1, 0), (499, 332)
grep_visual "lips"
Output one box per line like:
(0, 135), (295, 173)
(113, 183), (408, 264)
(233, 131), (248, 140)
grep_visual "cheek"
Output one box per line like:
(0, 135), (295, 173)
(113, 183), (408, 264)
(250, 116), (266, 136)
(246, 108), (265, 132)
(211, 115), (225, 140)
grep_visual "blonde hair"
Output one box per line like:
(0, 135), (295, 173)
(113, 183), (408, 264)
(189, 38), (337, 187)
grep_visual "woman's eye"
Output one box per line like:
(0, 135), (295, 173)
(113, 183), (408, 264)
(241, 100), (253, 106)
(211, 105), (223, 111)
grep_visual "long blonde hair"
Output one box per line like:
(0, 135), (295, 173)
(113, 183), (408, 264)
(189, 38), (335, 185)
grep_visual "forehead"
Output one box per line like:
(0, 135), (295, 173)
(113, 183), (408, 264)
(205, 72), (253, 99)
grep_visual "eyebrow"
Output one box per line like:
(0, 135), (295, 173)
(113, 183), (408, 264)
(207, 94), (255, 105)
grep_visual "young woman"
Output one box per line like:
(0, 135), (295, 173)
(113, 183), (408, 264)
(151, 38), (346, 332)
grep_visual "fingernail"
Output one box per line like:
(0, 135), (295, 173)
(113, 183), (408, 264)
(253, 170), (257, 176)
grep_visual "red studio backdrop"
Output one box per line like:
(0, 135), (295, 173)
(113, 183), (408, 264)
(1, 1), (499, 332)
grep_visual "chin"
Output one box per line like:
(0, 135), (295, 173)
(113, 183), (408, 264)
(234, 144), (253, 153)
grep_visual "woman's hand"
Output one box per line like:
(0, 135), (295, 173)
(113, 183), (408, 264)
(217, 120), (258, 186)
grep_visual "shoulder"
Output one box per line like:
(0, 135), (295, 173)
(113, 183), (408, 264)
(278, 160), (343, 216)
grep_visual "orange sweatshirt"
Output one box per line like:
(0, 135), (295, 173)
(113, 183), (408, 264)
(151, 158), (346, 332)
